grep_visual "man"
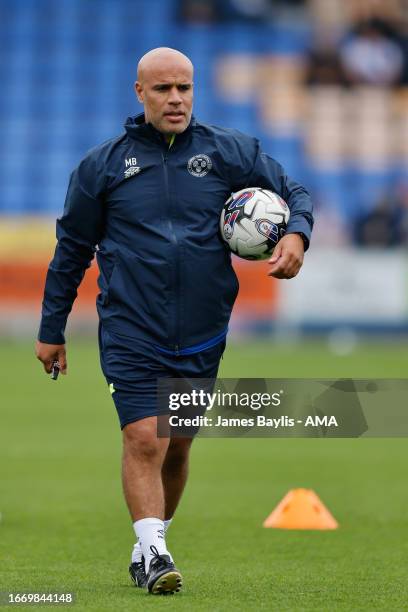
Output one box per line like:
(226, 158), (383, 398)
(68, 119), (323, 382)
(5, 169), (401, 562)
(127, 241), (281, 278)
(36, 47), (313, 595)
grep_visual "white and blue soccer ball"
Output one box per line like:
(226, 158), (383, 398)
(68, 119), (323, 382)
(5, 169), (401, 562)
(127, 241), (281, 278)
(220, 187), (290, 260)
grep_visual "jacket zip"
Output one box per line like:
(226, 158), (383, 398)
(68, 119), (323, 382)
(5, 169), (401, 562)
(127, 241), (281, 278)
(162, 149), (181, 355)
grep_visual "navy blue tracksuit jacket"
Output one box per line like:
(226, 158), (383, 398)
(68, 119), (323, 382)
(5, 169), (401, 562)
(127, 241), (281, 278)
(39, 114), (314, 355)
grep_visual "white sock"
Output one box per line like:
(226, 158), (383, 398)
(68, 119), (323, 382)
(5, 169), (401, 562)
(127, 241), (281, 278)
(133, 517), (172, 573)
(131, 517), (173, 563)
(131, 541), (143, 564)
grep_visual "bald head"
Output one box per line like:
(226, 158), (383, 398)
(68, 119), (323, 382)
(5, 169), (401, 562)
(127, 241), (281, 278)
(135, 47), (194, 137)
(137, 47), (193, 83)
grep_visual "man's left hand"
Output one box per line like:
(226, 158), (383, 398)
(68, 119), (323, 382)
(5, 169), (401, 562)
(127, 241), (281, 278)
(268, 233), (304, 279)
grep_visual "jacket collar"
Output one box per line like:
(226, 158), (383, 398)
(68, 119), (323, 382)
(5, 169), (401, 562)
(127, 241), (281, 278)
(124, 113), (196, 144)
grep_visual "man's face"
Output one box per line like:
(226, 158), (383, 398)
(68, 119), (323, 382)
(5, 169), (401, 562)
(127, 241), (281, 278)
(135, 58), (193, 135)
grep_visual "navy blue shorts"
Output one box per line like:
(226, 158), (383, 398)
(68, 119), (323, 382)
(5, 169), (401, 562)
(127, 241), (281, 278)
(98, 325), (226, 429)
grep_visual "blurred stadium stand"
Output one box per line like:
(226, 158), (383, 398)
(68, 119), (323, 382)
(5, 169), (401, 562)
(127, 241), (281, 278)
(1, 0), (408, 337)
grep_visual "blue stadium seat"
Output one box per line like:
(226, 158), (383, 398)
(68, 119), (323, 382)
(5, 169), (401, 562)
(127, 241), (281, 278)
(0, 0), (401, 222)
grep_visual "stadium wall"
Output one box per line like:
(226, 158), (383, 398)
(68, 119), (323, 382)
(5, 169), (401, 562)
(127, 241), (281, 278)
(1, 220), (407, 339)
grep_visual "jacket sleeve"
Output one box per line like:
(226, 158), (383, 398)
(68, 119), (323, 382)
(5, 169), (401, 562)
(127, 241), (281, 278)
(38, 155), (105, 344)
(233, 141), (314, 249)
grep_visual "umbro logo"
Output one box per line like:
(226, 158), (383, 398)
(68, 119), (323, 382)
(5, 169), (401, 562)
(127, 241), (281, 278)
(124, 157), (140, 179)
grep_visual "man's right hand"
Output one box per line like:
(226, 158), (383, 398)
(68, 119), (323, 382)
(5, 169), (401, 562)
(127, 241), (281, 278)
(35, 341), (67, 375)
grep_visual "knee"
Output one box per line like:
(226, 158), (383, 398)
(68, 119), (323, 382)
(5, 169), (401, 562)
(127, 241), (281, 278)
(166, 438), (193, 465)
(123, 419), (166, 462)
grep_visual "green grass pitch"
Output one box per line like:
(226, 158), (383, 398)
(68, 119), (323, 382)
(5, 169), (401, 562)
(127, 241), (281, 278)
(1, 339), (408, 610)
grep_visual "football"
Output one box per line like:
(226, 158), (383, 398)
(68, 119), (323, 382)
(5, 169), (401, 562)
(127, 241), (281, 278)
(220, 187), (290, 260)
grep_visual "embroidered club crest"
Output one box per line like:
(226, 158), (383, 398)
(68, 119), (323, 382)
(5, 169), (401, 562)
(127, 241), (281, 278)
(187, 154), (212, 177)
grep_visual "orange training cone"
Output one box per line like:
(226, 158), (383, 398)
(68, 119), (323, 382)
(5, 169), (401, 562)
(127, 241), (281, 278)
(263, 488), (339, 530)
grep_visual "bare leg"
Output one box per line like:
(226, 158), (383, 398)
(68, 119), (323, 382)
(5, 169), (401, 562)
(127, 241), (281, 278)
(122, 417), (170, 521)
(161, 438), (193, 520)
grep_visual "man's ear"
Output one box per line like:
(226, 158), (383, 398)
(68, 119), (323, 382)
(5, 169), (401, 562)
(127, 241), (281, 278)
(134, 81), (144, 103)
